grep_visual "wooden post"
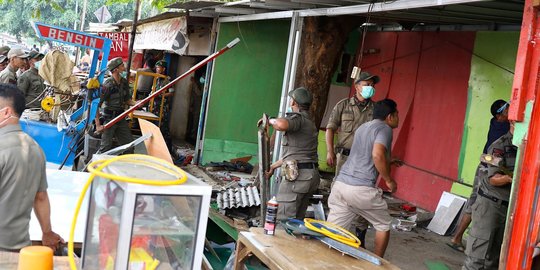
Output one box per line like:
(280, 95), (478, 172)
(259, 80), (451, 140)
(126, 0), (141, 74)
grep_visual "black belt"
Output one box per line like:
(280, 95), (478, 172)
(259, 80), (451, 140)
(103, 109), (123, 117)
(478, 188), (509, 207)
(338, 148), (351, 156)
(297, 162), (318, 169)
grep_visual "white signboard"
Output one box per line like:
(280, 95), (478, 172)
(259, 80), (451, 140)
(94, 6), (112, 23)
(134, 17), (189, 55)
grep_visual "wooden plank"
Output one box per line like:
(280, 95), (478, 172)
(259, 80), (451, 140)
(257, 114), (271, 220)
(133, 110), (160, 120)
(138, 118), (172, 163)
(235, 227), (400, 270)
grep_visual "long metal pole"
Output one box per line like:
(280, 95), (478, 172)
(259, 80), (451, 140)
(104, 38), (240, 130)
(194, 18), (219, 165)
(126, 0), (141, 75)
(271, 13), (303, 196)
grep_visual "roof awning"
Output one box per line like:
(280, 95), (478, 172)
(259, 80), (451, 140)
(169, 0), (523, 28)
(133, 17), (189, 55)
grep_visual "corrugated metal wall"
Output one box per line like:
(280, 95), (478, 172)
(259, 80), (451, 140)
(356, 32), (476, 211)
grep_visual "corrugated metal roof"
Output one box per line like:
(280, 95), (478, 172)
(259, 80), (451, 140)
(168, 0), (524, 27)
(167, 1), (224, 10)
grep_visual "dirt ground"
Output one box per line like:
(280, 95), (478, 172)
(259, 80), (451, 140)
(363, 225), (466, 270)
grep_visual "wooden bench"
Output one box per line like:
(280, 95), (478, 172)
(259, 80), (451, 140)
(234, 227), (400, 270)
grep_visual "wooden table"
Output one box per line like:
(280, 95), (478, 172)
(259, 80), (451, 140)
(0, 251), (77, 269)
(234, 228), (400, 270)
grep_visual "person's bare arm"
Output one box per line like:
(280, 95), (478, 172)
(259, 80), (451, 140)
(326, 128), (336, 167)
(269, 118), (289, 131)
(266, 159), (284, 178)
(373, 143), (397, 192)
(34, 191), (64, 251)
(489, 173), (512, 186)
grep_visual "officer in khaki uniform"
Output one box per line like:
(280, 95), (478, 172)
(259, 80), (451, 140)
(0, 48), (29, 85)
(463, 123), (516, 270)
(17, 51), (45, 108)
(95, 57), (136, 153)
(326, 72), (380, 175)
(266, 87), (320, 220)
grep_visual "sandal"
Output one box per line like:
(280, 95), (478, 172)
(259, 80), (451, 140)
(446, 242), (465, 252)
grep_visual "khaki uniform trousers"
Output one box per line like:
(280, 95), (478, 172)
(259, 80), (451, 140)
(276, 168), (320, 221)
(462, 196), (508, 270)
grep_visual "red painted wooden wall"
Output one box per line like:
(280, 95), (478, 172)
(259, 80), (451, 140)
(354, 31), (476, 211)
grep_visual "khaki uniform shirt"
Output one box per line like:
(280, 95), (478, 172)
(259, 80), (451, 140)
(326, 97), (374, 150)
(0, 124), (47, 250)
(281, 111), (318, 163)
(0, 65), (18, 85)
(18, 67), (45, 108)
(479, 132), (516, 201)
(101, 76), (131, 112)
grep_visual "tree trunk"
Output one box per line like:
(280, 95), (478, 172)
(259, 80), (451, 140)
(295, 16), (361, 127)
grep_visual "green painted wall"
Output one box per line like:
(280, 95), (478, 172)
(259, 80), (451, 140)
(452, 32), (519, 196)
(331, 30), (361, 86)
(202, 20), (291, 164)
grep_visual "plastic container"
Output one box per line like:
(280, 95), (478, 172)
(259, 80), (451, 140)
(18, 246), (53, 270)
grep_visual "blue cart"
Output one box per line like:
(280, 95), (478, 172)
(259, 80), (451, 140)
(22, 22), (112, 168)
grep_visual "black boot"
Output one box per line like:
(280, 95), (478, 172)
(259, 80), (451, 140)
(356, 228), (367, 248)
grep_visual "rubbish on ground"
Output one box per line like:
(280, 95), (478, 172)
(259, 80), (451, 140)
(205, 161), (253, 173)
(401, 203), (417, 212)
(392, 218), (417, 232)
(312, 201), (326, 221)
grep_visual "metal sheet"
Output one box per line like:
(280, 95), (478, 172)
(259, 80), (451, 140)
(167, 1), (223, 10)
(356, 31), (475, 211)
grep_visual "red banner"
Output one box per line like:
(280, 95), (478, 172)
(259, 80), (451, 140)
(97, 32), (130, 61)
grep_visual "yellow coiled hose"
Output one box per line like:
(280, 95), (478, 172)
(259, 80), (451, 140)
(304, 218), (361, 248)
(68, 154), (188, 270)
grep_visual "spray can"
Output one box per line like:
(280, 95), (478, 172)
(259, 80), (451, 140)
(264, 196), (279, 235)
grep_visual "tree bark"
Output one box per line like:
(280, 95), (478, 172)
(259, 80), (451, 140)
(295, 16), (362, 127)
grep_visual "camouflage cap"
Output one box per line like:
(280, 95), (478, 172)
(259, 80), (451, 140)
(288, 87), (312, 106)
(156, 60), (167, 67)
(106, 57), (124, 71)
